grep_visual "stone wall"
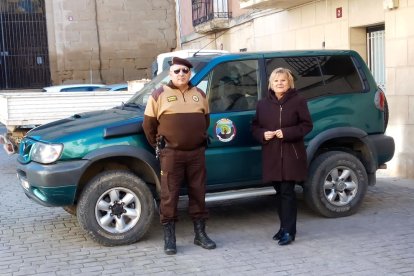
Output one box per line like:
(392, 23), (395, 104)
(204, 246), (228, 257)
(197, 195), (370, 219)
(45, 0), (176, 84)
(383, 0), (414, 178)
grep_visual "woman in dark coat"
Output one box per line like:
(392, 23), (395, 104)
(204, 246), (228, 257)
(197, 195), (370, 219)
(252, 67), (313, 245)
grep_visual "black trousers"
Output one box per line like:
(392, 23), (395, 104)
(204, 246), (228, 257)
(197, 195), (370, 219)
(273, 181), (297, 235)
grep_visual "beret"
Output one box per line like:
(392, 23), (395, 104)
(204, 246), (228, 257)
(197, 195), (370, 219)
(170, 56), (193, 68)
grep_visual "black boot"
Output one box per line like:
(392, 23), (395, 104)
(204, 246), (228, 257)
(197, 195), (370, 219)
(193, 219), (216, 249)
(272, 228), (284, 240)
(278, 232), (295, 246)
(163, 222), (177, 255)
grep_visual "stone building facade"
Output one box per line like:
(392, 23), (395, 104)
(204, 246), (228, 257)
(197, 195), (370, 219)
(177, 0), (414, 179)
(45, 0), (176, 84)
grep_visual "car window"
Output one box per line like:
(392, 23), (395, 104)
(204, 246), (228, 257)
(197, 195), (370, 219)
(266, 56), (324, 99)
(203, 60), (259, 113)
(95, 87), (111, 91)
(60, 87), (96, 92)
(318, 55), (364, 94)
(113, 87), (127, 91)
(266, 55), (364, 99)
(162, 57), (172, 73)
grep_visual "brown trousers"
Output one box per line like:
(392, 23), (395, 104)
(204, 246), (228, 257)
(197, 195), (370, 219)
(159, 147), (209, 223)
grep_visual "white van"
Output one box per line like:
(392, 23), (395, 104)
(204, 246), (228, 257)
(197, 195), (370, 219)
(151, 49), (228, 77)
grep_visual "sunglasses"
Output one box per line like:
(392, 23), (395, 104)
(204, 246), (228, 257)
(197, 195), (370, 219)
(172, 68), (190, 74)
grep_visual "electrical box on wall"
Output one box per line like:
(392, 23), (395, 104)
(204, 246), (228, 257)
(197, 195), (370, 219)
(383, 0), (399, 10)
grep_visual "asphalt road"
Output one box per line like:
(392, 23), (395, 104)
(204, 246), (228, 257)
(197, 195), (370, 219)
(1, 124), (413, 275)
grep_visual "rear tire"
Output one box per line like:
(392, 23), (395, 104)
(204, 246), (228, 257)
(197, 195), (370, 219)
(77, 170), (155, 246)
(304, 151), (368, 218)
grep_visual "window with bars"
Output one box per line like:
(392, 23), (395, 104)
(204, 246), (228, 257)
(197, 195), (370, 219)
(367, 26), (385, 88)
(0, 0), (50, 89)
(192, 0), (231, 26)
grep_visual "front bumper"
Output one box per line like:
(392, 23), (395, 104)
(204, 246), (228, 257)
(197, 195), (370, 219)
(16, 159), (90, 207)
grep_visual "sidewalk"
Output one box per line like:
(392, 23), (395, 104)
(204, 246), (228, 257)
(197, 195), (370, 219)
(0, 124), (413, 275)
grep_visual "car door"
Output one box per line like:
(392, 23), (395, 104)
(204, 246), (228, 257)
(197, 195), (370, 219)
(197, 59), (263, 189)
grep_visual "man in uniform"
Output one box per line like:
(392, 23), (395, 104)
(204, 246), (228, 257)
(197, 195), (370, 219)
(143, 57), (216, 255)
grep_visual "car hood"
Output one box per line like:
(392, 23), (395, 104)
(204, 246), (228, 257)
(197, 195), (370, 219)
(27, 108), (144, 142)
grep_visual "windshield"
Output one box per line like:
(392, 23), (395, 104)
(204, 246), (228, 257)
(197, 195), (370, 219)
(126, 59), (209, 108)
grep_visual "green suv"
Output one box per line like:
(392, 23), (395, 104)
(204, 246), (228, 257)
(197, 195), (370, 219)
(16, 50), (394, 246)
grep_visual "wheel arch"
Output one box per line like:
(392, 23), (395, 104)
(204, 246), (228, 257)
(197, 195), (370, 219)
(75, 145), (160, 202)
(306, 127), (378, 175)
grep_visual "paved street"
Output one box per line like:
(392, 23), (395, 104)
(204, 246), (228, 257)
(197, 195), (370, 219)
(1, 126), (414, 275)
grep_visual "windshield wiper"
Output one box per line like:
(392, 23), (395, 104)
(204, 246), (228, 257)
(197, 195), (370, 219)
(123, 103), (140, 108)
(114, 102), (142, 110)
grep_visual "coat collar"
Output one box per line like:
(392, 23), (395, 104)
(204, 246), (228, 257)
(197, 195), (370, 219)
(268, 88), (298, 104)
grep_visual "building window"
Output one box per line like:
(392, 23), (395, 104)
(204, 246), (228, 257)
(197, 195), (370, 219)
(192, 0), (231, 26)
(367, 25), (385, 88)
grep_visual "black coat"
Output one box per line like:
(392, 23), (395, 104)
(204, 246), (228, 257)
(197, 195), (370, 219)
(252, 88), (313, 183)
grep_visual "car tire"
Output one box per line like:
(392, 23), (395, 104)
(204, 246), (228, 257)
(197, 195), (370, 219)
(304, 151), (368, 218)
(77, 170), (155, 246)
(62, 205), (77, 216)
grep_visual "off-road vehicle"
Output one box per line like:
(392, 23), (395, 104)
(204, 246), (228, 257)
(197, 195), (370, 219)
(16, 50), (394, 246)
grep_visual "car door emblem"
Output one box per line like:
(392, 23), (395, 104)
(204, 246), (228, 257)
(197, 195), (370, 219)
(215, 118), (236, 142)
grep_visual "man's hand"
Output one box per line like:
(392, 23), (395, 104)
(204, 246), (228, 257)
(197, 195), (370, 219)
(155, 136), (165, 160)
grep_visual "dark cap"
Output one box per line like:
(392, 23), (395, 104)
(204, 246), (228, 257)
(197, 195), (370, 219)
(170, 56), (193, 68)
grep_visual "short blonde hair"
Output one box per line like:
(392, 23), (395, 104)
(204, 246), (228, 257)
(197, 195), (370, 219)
(268, 67), (295, 90)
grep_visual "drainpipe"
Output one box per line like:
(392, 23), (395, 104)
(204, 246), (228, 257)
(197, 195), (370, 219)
(175, 0), (182, 49)
(93, 0), (103, 83)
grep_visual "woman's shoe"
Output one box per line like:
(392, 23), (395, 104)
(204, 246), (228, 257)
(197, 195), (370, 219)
(278, 232), (294, 246)
(272, 228), (284, 240)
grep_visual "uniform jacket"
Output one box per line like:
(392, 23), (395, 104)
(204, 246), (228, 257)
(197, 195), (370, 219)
(143, 81), (210, 151)
(251, 88), (313, 183)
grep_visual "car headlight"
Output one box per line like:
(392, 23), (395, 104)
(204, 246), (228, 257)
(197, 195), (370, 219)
(31, 142), (63, 164)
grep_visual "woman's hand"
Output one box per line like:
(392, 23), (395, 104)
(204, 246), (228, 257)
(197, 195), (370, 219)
(264, 131), (275, 141)
(275, 129), (283, 139)
(264, 129), (283, 140)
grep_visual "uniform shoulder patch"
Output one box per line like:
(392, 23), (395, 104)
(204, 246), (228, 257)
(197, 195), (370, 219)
(152, 86), (165, 101)
(195, 87), (207, 98)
